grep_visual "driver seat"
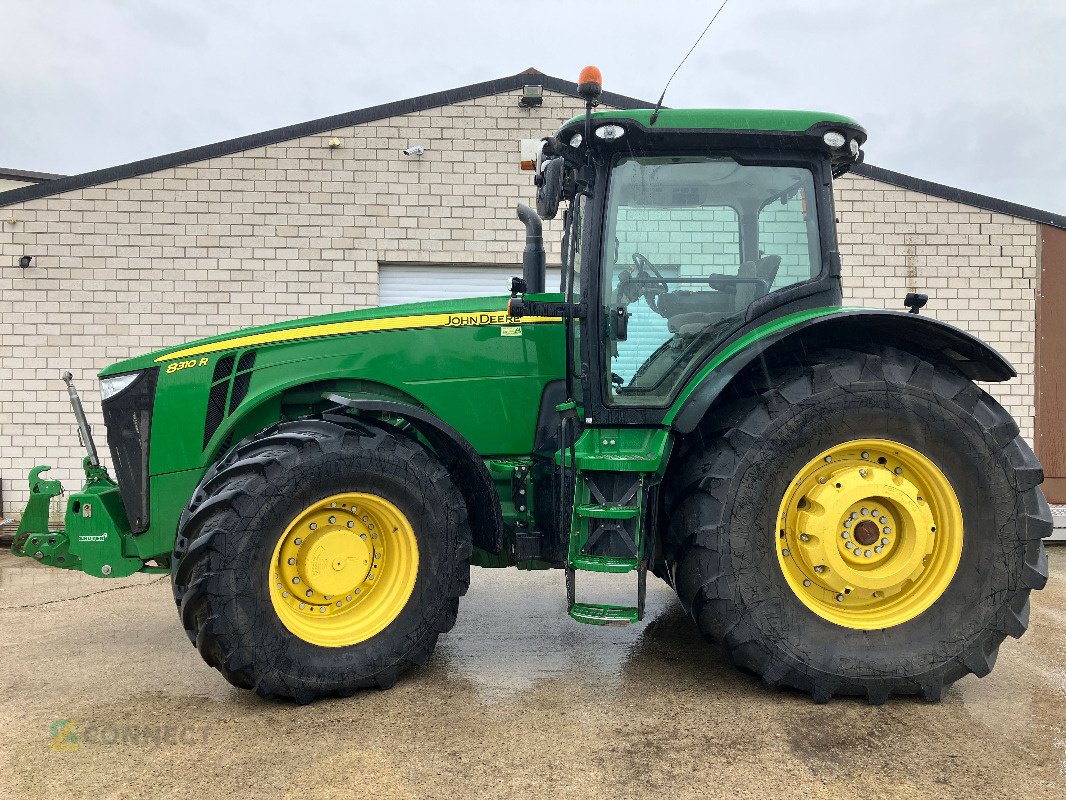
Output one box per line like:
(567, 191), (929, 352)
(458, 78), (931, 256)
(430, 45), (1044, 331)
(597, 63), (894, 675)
(666, 255), (782, 337)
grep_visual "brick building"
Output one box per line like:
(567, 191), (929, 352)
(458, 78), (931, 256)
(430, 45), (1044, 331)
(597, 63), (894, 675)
(1, 69), (1064, 526)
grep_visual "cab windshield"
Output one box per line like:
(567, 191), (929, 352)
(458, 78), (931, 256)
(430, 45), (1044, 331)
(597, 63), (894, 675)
(603, 155), (822, 406)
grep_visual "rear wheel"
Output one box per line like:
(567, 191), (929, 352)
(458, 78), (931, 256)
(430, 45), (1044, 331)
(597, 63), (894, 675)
(664, 345), (1051, 703)
(170, 417), (471, 702)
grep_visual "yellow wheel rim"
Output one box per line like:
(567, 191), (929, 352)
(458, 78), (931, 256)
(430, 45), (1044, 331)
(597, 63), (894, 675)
(775, 439), (963, 630)
(268, 492), (418, 647)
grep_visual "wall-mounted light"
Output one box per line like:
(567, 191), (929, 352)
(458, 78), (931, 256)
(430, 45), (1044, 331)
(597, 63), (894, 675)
(519, 84), (543, 108)
(328, 137), (343, 149)
(19, 255), (33, 268)
(402, 145), (426, 156)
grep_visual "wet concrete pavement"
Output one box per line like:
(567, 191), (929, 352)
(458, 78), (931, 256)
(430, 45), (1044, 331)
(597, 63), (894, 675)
(2, 547), (1064, 800)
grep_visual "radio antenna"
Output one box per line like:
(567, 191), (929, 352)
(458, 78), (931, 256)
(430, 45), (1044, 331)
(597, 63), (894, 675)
(649, 0), (732, 125)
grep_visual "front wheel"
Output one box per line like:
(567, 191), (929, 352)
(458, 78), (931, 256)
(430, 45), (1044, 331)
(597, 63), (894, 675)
(170, 417), (471, 702)
(664, 345), (1051, 703)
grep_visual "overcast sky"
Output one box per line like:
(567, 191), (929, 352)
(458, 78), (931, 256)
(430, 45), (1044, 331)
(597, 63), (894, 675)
(2, 1), (1064, 213)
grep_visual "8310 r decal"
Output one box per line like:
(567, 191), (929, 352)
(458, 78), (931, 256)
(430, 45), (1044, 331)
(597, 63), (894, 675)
(166, 357), (210, 374)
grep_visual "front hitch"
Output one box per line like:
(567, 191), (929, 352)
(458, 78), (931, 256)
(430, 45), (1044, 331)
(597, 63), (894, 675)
(10, 372), (150, 578)
(11, 459), (145, 578)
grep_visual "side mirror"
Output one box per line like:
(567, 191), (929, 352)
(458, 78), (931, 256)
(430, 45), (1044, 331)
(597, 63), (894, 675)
(536, 157), (565, 220)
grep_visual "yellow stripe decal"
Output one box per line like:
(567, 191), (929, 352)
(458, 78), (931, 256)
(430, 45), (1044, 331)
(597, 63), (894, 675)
(155, 311), (560, 362)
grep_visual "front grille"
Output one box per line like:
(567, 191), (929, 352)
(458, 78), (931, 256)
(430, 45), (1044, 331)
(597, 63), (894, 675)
(101, 368), (158, 534)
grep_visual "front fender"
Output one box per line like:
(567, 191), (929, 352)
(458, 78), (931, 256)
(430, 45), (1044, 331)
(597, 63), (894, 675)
(325, 394), (505, 556)
(668, 309), (1016, 434)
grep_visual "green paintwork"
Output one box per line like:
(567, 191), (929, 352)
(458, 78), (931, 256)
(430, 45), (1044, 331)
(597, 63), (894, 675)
(106, 296), (566, 562)
(561, 108), (862, 134)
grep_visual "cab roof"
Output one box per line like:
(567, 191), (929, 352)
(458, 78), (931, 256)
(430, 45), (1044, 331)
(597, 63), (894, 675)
(562, 108), (863, 135)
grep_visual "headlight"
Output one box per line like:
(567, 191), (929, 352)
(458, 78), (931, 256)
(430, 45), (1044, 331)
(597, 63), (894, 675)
(99, 371), (143, 401)
(594, 124), (625, 141)
(822, 131), (846, 149)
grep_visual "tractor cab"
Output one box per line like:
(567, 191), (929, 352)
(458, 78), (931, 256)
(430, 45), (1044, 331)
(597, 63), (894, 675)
(515, 71), (866, 427)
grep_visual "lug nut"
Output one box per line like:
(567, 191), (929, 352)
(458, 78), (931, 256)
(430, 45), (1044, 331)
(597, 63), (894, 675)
(355, 588), (362, 595)
(309, 523), (317, 530)
(825, 456), (833, 463)
(861, 507), (869, 515)
(882, 538), (889, 545)
(845, 541), (854, 550)
(872, 591), (882, 598)
(875, 546), (883, 553)
(864, 549), (872, 557)
(803, 579), (812, 587)
(329, 516), (336, 524)
(844, 520), (852, 528)
(782, 549), (790, 557)
(859, 469), (868, 478)
(861, 451), (869, 459)
(815, 565), (827, 574)
(360, 533), (367, 540)
(292, 577), (300, 584)
(305, 589), (313, 597)
(883, 527), (892, 534)
(879, 516), (888, 524)
(836, 594), (845, 602)
(841, 531), (851, 539)
(299, 603), (306, 609)
(347, 521), (354, 528)
(294, 538), (302, 546)
(818, 477), (828, 484)
(288, 558), (296, 565)
(283, 592), (289, 598)
(872, 510), (880, 518)
(894, 467), (903, 475)
(800, 534), (810, 542)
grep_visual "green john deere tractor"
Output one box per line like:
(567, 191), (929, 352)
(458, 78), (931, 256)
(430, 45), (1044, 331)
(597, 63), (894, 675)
(13, 68), (1052, 704)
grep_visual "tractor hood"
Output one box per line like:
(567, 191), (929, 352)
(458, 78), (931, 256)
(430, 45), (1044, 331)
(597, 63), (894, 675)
(98, 295), (543, 377)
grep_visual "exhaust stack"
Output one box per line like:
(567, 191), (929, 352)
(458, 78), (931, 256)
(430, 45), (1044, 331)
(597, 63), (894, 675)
(516, 203), (545, 294)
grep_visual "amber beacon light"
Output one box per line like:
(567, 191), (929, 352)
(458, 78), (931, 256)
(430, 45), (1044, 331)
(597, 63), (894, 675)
(577, 66), (602, 100)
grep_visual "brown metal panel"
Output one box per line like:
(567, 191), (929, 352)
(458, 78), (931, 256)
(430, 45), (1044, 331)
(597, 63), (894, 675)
(1036, 224), (1066, 503)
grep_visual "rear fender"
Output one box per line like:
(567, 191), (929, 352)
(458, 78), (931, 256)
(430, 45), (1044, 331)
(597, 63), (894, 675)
(670, 309), (1016, 434)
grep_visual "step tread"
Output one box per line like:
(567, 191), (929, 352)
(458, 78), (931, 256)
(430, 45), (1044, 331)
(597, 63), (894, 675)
(569, 602), (639, 626)
(574, 503), (640, 519)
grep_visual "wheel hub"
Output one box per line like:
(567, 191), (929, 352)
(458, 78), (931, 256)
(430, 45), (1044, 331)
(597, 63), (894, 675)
(268, 492), (418, 647)
(776, 439), (963, 629)
(302, 528), (372, 597)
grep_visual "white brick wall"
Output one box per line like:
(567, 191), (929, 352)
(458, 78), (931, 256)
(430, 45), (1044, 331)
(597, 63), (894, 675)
(0, 91), (1040, 512)
(834, 174), (1037, 442)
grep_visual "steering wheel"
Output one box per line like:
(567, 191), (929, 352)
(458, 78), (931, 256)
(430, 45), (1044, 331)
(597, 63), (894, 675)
(632, 253), (669, 294)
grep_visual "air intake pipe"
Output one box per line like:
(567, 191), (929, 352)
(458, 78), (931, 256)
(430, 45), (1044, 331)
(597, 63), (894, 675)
(516, 203), (545, 294)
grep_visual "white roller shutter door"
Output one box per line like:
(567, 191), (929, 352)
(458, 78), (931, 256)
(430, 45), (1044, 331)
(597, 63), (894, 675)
(379, 264), (562, 307)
